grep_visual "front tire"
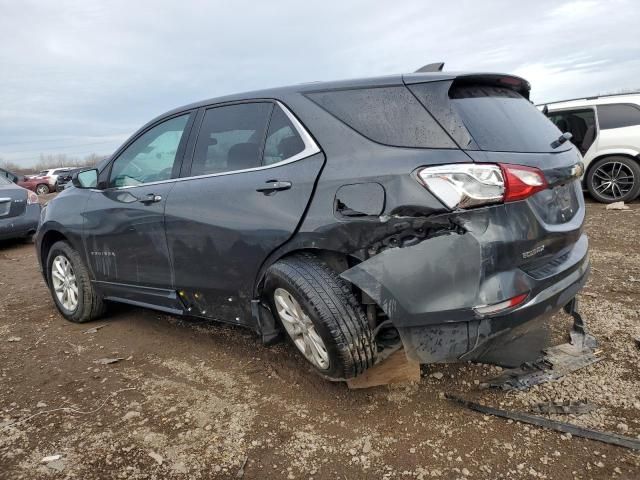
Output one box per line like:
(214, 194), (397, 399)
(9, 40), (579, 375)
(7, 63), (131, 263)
(586, 156), (640, 203)
(46, 241), (105, 323)
(264, 253), (376, 380)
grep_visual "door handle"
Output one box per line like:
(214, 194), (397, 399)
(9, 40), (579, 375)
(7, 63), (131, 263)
(256, 180), (292, 195)
(139, 193), (162, 204)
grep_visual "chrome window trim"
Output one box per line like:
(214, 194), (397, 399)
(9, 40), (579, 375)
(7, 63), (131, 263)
(105, 101), (321, 191)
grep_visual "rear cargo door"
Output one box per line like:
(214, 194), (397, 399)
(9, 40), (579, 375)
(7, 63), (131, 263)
(165, 101), (324, 325)
(408, 77), (586, 268)
(443, 81), (584, 230)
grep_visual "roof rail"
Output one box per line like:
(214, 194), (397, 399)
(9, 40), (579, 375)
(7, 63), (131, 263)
(537, 90), (640, 106)
(415, 62), (444, 73)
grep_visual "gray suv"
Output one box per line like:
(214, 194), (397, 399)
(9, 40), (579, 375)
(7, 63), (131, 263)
(36, 70), (589, 380)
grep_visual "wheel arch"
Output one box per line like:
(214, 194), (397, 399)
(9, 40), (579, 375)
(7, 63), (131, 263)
(254, 247), (362, 298)
(39, 230), (71, 284)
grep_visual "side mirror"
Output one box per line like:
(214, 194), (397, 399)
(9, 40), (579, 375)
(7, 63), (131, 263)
(72, 168), (99, 189)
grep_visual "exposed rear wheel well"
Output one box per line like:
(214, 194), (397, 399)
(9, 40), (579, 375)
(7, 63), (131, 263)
(259, 248), (387, 330)
(260, 249), (359, 289)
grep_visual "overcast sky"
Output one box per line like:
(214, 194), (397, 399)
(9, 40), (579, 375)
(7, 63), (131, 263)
(1, 0), (639, 167)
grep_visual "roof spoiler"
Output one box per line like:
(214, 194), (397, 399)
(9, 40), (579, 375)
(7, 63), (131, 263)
(415, 62), (445, 73)
(451, 74), (531, 99)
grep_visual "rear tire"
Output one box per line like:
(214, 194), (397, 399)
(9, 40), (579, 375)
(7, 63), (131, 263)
(586, 156), (640, 203)
(36, 184), (50, 195)
(264, 253), (376, 380)
(46, 241), (105, 323)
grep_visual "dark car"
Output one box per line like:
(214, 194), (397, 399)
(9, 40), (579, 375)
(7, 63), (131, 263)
(55, 168), (81, 192)
(0, 167), (21, 184)
(35, 70), (589, 380)
(0, 175), (41, 241)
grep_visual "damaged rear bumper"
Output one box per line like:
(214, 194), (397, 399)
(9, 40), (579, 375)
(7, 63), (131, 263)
(341, 218), (590, 367)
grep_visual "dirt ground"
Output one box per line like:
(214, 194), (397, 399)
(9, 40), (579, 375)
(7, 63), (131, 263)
(1, 199), (639, 480)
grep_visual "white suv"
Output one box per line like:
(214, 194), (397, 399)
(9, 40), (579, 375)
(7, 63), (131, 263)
(36, 167), (76, 189)
(540, 94), (640, 203)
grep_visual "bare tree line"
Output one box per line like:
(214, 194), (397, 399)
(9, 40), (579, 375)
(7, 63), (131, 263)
(597, 86), (640, 96)
(0, 153), (109, 175)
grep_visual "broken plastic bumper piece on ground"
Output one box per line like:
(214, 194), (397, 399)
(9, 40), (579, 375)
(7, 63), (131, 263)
(447, 394), (640, 452)
(481, 298), (600, 391)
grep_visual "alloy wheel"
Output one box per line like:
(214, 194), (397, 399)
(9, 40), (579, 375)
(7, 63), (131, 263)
(592, 161), (636, 201)
(273, 287), (329, 370)
(51, 255), (79, 312)
(36, 184), (48, 195)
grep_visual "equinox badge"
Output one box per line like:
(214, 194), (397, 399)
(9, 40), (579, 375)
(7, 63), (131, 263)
(522, 244), (545, 259)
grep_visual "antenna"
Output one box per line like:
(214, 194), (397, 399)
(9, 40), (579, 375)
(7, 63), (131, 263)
(415, 62), (444, 73)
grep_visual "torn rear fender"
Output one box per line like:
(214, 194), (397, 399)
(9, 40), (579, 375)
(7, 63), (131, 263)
(340, 203), (590, 366)
(341, 231), (483, 324)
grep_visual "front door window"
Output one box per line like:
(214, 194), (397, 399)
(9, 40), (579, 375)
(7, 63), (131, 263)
(109, 114), (190, 188)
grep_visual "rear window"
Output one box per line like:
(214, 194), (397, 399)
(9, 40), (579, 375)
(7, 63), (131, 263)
(597, 103), (640, 129)
(449, 85), (565, 153)
(306, 86), (455, 148)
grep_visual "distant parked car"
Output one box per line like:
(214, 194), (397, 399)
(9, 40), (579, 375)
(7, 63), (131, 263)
(18, 174), (54, 195)
(55, 168), (81, 192)
(0, 175), (41, 241)
(540, 93), (640, 203)
(36, 167), (76, 190)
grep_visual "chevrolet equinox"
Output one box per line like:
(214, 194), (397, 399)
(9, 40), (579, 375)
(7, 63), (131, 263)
(36, 69), (589, 380)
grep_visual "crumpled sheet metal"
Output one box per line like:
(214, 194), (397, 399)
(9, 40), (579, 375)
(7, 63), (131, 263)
(340, 232), (483, 327)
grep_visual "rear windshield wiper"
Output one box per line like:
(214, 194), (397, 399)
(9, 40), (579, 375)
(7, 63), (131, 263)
(551, 132), (572, 149)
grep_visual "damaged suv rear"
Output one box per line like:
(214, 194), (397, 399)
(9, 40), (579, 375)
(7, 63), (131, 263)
(37, 69), (588, 381)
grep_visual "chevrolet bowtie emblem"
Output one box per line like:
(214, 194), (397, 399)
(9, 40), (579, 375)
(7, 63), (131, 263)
(570, 162), (585, 178)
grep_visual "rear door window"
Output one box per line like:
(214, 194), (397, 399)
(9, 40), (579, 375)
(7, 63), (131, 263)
(448, 85), (565, 153)
(597, 103), (640, 129)
(190, 102), (273, 176)
(306, 86), (455, 148)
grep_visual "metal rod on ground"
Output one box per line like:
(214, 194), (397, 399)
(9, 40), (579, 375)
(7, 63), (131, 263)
(446, 394), (640, 451)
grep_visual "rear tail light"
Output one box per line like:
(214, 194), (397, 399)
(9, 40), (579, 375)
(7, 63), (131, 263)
(474, 293), (528, 316)
(27, 191), (39, 205)
(416, 163), (547, 209)
(501, 164), (547, 202)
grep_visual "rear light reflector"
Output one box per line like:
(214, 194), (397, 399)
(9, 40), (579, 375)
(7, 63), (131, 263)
(27, 192), (39, 205)
(474, 293), (528, 316)
(416, 163), (547, 209)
